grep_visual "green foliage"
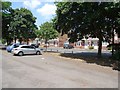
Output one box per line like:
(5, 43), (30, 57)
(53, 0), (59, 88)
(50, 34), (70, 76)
(8, 8), (37, 41)
(1, 1), (11, 11)
(36, 21), (59, 43)
(0, 39), (6, 44)
(107, 46), (112, 50)
(1, 1), (13, 44)
(89, 46), (94, 49)
(1, 0), (37, 44)
(54, 2), (120, 56)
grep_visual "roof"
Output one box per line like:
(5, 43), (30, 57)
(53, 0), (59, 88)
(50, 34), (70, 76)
(19, 44), (30, 47)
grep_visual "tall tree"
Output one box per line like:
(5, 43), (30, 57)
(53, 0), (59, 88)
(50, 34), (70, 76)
(8, 8), (37, 44)
(36, 21), (59, 44)
(54, 2), (120, 57)
(1, 0), (13, 45)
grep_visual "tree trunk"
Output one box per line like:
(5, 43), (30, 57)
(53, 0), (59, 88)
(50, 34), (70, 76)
(7, 38), (13, 45)
(19, 38), (22, 44)
(14, 37), (16, 43)
(27, 38), (29, 45)
(97, 30), (102, 58)
(112, 29), (114, 56)
(45, 39), (48, 51)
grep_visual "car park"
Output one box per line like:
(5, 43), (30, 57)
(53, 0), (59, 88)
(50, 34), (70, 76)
(12, 45), (42, 56)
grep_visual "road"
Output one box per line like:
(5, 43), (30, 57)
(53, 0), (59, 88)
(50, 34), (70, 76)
(1, 50), (118, 88)
(42, 47), (111, 53)
(42, 47), (111, 58)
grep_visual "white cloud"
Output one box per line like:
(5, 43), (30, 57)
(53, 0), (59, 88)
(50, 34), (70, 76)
(37, 4), (57, 16)
(23, 0), (41, 9)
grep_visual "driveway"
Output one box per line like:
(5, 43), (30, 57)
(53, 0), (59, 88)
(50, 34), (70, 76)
(1, 50), (118, 88)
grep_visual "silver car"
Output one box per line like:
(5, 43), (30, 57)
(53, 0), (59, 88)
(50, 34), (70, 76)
(12, 45), (42, 56)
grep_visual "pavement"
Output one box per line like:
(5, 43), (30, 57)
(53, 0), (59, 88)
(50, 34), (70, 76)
(1, 49), (119, 88)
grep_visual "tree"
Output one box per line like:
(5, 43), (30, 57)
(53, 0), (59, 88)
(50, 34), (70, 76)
(54, 2), (120, 57)
(36, 21), (59, 44)
(1, 0), (13, 45)
(8, 8), (37, 44)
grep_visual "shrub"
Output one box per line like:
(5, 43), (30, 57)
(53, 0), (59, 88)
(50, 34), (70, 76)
(1, 39), (6, 44)
(89, 46), (94, 49)
(107, 46), (112, 50)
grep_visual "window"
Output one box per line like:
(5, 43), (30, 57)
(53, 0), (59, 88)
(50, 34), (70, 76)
(14, 45), (19, 48)
(30, 46), (35, 49)
(21, 46), (31, 48)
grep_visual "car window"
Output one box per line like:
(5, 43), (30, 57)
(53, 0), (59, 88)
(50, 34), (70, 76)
(30, 46), (35, 49)
(14, 45), (19, 48)
(21, 46), (31, 48)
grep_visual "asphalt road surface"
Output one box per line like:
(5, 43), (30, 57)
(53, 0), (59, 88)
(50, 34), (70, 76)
(1, 50), (118, 88)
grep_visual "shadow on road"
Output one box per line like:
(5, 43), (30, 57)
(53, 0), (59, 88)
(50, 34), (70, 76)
(60, 52), (120, 71)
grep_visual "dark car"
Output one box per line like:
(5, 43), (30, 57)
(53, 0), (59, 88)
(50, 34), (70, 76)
(30, 44), (39, 48)
(63, 43), (74, 49)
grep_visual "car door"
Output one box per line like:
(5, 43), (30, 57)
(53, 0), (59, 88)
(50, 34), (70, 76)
(23, 46), (35, 54)
(21, 46), (30, 54)
(29, 46), (36, 54)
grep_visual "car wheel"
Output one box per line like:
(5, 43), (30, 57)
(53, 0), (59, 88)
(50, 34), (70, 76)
(36, 51), (40, 55)
(18, 51), (24, 56)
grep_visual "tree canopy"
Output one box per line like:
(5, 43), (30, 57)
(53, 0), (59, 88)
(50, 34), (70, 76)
(54, 2), (120, 57)
(8, 8), (37, 44)
(1, 0), (37, 44)
(1, 0), (13, 44)
(36, 21), (59, 43)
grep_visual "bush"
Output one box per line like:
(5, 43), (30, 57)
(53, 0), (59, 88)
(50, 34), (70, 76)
(107, 46), (112, 50)
(1, 39), (6, 44)
(89, 46), (94, 49)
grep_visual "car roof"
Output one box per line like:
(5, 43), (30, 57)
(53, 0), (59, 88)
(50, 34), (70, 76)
(19, 45), (30, 47)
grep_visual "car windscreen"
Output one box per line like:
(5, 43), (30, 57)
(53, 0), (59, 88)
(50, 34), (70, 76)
(14, 45), (19, 48)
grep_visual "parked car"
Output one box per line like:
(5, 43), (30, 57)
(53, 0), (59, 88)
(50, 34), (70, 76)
(63, 42), (74, 49)
(30, 43), (39, 48)
(6, 43), (20, 52)
(12, 45), (42, 56)
(0, 44), (7, 50)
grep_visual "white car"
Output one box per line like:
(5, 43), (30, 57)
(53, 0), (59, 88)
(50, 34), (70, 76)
(12, 45), (42, 56)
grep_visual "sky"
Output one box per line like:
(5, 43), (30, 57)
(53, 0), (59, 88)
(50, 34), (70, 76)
(8, 0), (57, 28)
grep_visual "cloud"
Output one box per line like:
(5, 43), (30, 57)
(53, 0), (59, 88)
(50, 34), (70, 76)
(23, 0), (41, 9)
(37, 4), (57, 16)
